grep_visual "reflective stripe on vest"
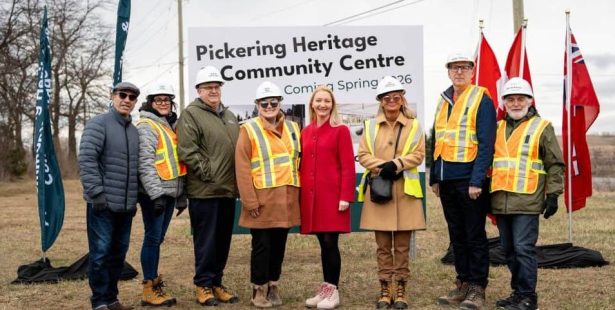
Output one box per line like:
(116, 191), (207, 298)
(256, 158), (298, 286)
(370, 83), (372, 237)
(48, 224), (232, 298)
(243, 118), (300, 189)
(433, 85), (484, 163)
(357, 118), (424, 202)
(138, 118), (187, 180)
(490, 116), (549, 194)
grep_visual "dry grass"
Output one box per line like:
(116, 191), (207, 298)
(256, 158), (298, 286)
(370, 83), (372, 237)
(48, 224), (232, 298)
(1, 179), (614, 310)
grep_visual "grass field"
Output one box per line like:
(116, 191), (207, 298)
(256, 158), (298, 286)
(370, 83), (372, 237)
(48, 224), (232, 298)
(0, 179), (613, 310)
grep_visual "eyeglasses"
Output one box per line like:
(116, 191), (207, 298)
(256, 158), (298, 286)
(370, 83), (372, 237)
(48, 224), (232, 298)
(448, 65), (473, 73)
(117, 92), (138, 101)
(257, 99), (280, 108)
(199, 85), (220, 92)
(153, 98), (172, 105)
(382, 95), (402, 103)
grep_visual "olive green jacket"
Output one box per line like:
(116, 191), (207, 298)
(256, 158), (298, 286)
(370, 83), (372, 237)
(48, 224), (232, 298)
(491, 107), (565, 214)
(176, 98), (239, 199)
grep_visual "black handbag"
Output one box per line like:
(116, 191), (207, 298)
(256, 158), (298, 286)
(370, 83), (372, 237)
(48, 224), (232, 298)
(368, 125), (403, 204)
(369, 175), (392, 203)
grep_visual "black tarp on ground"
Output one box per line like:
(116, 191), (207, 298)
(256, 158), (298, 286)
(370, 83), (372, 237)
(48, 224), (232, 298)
(12, 254), (138, 284)
(441, 237), (610, 268)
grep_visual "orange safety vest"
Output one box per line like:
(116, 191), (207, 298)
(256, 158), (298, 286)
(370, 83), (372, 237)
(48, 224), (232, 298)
(433, 85), (485, 163)
(243, 117), (301, 189)
(138, 118), (187, 180)
(490, 116), (549, 194)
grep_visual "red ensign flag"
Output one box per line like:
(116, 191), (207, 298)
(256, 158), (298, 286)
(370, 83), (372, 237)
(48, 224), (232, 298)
(563, 29), (600, 212)
(472, 32), (503, 120)
(504, 25), (535, 107)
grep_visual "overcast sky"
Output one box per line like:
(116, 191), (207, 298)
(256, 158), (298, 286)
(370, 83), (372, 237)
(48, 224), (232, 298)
(116, 0), (614, 134)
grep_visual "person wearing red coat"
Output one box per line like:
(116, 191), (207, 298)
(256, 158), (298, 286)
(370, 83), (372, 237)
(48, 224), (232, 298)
(300, 86), (356, 310)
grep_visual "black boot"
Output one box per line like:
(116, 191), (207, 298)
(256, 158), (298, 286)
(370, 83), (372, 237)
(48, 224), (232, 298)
(505, 293), (537, 310)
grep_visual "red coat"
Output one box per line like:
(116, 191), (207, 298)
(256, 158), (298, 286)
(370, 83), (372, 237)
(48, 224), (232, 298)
(300, 122), (356, 233)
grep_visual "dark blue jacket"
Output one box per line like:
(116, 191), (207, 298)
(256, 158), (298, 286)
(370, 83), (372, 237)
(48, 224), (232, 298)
(79, 107), (139, 212)
(429, 85), (496, 187)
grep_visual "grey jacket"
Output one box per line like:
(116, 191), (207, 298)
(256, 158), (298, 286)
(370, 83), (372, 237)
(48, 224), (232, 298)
(137, 110), (185, 199)
(78, 107), (139, 212)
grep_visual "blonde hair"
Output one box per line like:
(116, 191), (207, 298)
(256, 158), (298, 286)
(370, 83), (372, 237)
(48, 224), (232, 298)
(308, 85), (342, 127)
(377, 92), (417, 119)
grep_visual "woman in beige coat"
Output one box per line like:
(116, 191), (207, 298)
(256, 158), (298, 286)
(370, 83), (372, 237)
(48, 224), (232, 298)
(358, 76), (426, 310)
(235, 81), (301, 308)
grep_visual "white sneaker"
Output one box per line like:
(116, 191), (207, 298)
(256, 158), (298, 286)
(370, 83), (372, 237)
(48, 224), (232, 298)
(316, 285), (339, 309)
(305, 282), (329, 308)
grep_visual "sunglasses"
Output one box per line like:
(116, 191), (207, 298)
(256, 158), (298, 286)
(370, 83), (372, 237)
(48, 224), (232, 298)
(117, 92), (138, 101)
(383, 95), (402, 103)
(257, 99), (280, 108)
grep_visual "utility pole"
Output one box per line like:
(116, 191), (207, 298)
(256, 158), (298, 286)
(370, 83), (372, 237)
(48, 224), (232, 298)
(512, 0), (524, 32)
(177, 0), (185, 111)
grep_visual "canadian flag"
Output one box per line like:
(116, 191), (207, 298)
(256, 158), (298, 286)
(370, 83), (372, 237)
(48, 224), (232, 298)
(472, 32), (504, 120)
(563, 25), (600, 212)
(504, 25), (535, 108)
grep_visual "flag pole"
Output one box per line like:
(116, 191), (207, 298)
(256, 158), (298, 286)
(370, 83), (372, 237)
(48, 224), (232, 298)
(565, 10), (574, 243)
(475, 19), (484, 86)
(519, 18), (527, 77)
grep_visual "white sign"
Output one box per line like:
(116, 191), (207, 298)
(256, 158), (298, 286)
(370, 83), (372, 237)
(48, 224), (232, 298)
(188, 26), (425, 172)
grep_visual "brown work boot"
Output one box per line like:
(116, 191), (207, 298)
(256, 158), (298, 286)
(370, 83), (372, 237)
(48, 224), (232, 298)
(459, 283), (485, 310)
(142, 275), (177, 307)
(393, 280), (408, 309)
(376, 280), (392, 309)
(267, 280), (282, 306)
(437, 279), (469, 305)
(107, 301), (133, 310)
(251, 284), (273, 308)
(195, 286), (218, 306)
(213, 285), (239, 304)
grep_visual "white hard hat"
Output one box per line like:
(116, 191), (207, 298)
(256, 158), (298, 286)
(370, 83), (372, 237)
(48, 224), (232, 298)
(194, 66), (224, 88)
(445, 52), (475, 68)
(501, 77), (533, 99)
(376, 76), (405, 100)
(148, 82), (175, 99)
(255, 81), (283, 101)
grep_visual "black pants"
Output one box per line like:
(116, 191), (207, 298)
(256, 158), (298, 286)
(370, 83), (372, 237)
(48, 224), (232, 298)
(317, 233), (341, 286)
(188, 198), (235, 287)
(250, 228), (289, 285)
(439, 179), (490, 288)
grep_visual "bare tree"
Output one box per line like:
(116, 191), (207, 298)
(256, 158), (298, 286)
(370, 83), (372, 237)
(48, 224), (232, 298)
(0, 0), (113, 179)
(48, 0), (112, 162)
(0, 0), (40, 178)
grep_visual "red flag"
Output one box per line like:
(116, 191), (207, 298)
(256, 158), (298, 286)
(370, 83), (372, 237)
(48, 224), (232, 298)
(504, 25), (535, 108)
(563, 29), (600, 212)
(472, 32), (503, 120)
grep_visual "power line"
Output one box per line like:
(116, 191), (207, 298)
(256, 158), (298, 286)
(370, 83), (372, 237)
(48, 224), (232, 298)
(250, 0), (320, 21)
(323, 0), (406, 26)
(329, 0), (428, 26)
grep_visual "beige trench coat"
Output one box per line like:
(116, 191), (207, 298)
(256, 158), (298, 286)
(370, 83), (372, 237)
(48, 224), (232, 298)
(358, 112), (426, 231)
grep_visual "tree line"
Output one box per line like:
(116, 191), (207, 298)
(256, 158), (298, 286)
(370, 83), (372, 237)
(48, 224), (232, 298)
(0, 0), (114, 180)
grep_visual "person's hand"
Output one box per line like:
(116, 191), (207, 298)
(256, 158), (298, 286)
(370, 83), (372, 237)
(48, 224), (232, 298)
(92, 194), (107, 212)
(338, 200), (350, 212)
(543, 194), (559, 219)
(378, 161), (397, 180)
(468, 186), (482, 200)
(431, 184), (440, 197)
(249, 206), (261, 218)
(153, 196), (166, 215)
(175, 195), (188, 217)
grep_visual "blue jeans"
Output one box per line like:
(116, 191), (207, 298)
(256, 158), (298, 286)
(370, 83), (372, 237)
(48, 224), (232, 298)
(139, 194), (175, 281)
(189, 198), (235, 287)
(496, 214), (539, 295)
(439, 179), (490, 287)
(87, 203), (133, 309)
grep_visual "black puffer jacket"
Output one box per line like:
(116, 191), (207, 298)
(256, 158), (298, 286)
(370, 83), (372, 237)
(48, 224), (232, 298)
(78, 107), (139, 212)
